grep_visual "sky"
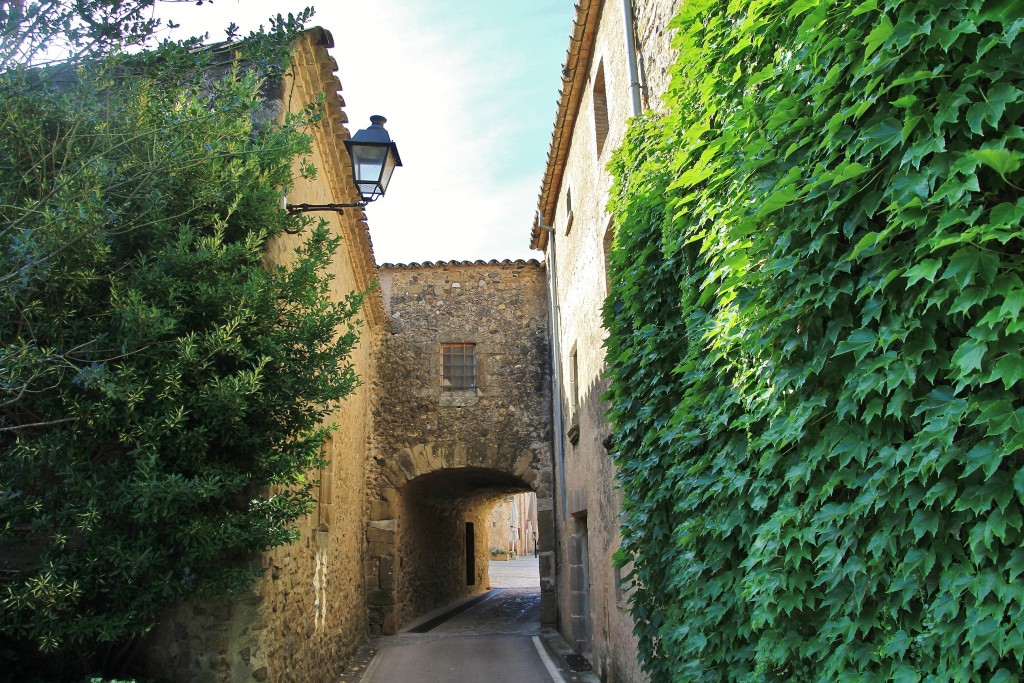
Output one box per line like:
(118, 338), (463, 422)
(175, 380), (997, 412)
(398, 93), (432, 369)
(152, 0), (576, 265)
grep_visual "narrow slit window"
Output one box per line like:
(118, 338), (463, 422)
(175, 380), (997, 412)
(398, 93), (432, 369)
(593, 61), (609, 154)
(442, 343), (476, 391)
(317, 439), (334, 532)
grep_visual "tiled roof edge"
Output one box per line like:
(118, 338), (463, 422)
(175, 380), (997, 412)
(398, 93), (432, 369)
(379, 258), (542, 269)
(530, 0), (600, 252)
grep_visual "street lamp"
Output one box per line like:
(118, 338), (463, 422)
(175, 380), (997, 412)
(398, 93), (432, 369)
(286, 115), (402, 215)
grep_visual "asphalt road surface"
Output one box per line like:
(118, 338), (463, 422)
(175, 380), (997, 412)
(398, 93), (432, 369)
(356, 559), (566, 683)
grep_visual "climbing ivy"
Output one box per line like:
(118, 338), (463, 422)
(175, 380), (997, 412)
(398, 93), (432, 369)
(605, 1), (1024, 680)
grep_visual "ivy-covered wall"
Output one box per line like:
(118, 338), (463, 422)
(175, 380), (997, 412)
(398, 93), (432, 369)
(605, 1), (1024, 680)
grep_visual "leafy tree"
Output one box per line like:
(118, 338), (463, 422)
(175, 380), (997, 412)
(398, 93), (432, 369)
(607, 1), (1024, 680)
(0, 16), (364, 680)
(0, 0), (215, 69)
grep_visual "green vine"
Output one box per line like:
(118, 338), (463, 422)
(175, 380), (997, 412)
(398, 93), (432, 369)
(606, 1), (1024, 680)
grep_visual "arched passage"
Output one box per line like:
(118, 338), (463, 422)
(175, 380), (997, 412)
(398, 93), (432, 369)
(397, 468), (531, 623)
(365, 459), (555, 635)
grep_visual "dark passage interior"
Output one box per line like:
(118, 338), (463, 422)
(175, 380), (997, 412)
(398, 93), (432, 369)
(394, 467), (532, 627)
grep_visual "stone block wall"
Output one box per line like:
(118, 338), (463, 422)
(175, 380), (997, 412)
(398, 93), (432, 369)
(366, 260), (554, 633)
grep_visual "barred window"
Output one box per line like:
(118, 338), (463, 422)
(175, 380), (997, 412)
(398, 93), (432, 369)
(442, 343), (476, 391)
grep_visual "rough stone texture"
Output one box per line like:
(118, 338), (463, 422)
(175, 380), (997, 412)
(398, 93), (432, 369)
(140, 28), (383, 683)
(367, 260), (554, 634)
(530, 1), (682, 681)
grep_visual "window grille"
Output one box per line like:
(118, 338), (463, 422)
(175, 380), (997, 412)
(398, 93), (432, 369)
(442, 343), (476, 390)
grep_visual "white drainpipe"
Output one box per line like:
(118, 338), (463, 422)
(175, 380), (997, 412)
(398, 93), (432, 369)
(622, 0), (643, 116)
(539, 216), (568, 521)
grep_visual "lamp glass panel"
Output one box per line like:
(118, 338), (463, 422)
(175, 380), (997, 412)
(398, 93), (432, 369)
(351, 144), (387, 185)
(378, 151), (397, 195)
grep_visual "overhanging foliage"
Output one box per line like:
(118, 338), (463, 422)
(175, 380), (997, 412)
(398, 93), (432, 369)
(605, 1), (1024, 680)
(0, 33), (365, 677)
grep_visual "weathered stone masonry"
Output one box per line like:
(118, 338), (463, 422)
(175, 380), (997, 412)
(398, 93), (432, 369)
(366, 259), (556, 634)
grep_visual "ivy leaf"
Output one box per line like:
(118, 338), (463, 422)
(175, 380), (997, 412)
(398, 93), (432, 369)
(864, 14), (895, 58)
(979, 0), (1024, 23)
(851, 0), (879, 16)
(851, 231), (882, 259)
(892, 665), (920, 683)
(836, 329), (877, 362)
(990, 354), (1024, 390)
(942, 248), (999, 288)
(905, 259), (942, 286)
(968, 149), (1023, 177)
(965, 441), (1001, 478)
(832, 161), (871, 186)
(862, 118), (903, 155)
(756, 185), (799, 217)
(966, 84), (1022, 135)
(953, 340), (987, 375)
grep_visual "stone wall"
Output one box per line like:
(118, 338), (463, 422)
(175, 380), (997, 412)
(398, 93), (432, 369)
(140, 29), (383, 683)
(366, 260), (554, 633)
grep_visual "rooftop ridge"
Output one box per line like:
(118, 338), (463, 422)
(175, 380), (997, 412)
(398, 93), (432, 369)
(379, 258), (542, 269)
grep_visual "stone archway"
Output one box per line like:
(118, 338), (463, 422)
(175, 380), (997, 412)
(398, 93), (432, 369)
(368, 260), (555, 635)
(365, 450), (555, 634)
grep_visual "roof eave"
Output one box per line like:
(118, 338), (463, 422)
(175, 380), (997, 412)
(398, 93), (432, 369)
(529, 0), (602, 252)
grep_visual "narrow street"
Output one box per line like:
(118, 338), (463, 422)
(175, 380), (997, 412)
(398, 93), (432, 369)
(343, 558), (569, 683)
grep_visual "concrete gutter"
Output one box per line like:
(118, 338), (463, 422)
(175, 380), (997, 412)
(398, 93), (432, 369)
(539, 628), (602, 683)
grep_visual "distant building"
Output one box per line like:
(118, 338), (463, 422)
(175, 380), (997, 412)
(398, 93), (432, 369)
(530, 0), (681, 680)
(488, 492), (540, 557)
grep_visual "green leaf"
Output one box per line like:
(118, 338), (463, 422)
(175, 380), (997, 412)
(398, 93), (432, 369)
(966, 84), (1022, 135)
(892, 664), (920, 683)
(851, 231), (881, 259)
(864, 14), (894, 58)
(991, 201), (1024, 226)
(836, 329), (877, 362)
(905, 259), (942, 286)
(832, 161), (870, 185)
(861, 118), (903, 155)
(756, 185), (799, 217)
(980, 0), (1024, 23)
(942, 248), (999, 288)
(968, 149), (1023, 177)
(991, 354), (1024, 390)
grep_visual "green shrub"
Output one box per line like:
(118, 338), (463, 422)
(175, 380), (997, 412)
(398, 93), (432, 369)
(0, 26), (363, 678)
(606, 1), (1024, 680)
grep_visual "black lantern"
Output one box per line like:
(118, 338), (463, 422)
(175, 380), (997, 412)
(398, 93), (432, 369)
(345, 115), (403, 203)
(286, 115), (401, 216)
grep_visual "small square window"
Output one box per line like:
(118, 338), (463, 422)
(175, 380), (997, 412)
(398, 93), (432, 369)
(442, 343), (476, 391)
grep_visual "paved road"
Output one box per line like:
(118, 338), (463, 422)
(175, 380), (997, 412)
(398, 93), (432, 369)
(354, 559), (566, 683)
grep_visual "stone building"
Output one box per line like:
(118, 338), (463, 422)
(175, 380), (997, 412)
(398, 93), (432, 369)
(529, 0), (681, 681)
(367, 260), (555, 633)
(142, 28), (386, 683)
